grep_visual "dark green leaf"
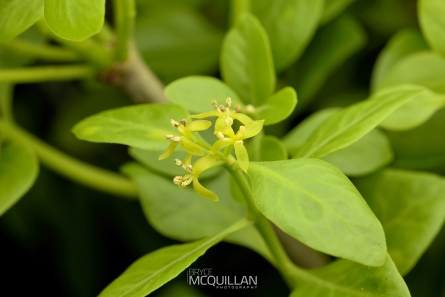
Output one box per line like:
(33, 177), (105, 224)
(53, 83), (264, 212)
(355, 168), (445, 275)
(221, 13), (275, 106)
(252, 0), (323, 70)
(44, 0), (105, 41)
(0, 0), (44, 42)
(248, 159), (386, 266)
(98, 218), (252, 297)
(254, 87), (297, 126)
(322, 129), (393, 177)
(290, 255), (410, 296)
(295, 85), (424, 158)
(72, 104), (189, 151)
(164, 76), (244, 113)
(371, 29), (428, 91)
(121, 163), (272, 262)
(419, 0), (445, 58)
(0, 143), (39, 216)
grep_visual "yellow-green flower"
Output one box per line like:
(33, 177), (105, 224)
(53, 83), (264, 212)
(159, 118), (211, 160)
(172, 154), (219, 201)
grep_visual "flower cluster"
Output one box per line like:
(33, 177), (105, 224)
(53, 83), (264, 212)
(159, 98), (264, 201)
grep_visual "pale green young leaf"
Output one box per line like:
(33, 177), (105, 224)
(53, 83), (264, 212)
(121, 163), (273, 262)
(98, 218), (252, 297)
(295, 85), (424, 158)
(221, 13), (275, 106)
(320, 0), (356, 25)
(283, 108), (340, 155)
(290, 255), (410, 297)
(378, 51), (445, 93)
(322, 129), (393, 177)
(251, 0), (323, 71)
(355, 169), (445, 275)
(0, 143), (39, 216)
(164, 76), (244, 113)
(289, 16), (366, 107)
(0, 0), (44, 43)
(380, 87), (445, 131)
(248, 159), (386, 266)
(419, 0), (445, 58)
(246, 135), (288, 162)
(254, 87), (297, 126)
(72, 104), (189, 151)
(371, 29), (428, 91)
(44, 0), (105, 41)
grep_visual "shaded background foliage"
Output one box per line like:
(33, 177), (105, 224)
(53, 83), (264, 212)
(1, 0), (445, 296)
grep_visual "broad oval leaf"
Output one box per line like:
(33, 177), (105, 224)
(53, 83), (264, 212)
(44, 0), (105, 41)
(254, 87), (297, 126)
(248, 159), (387, 266)
(295, 85), (425, 158)
(322, 129), (393, 177)
(121, 163), (272, 262)
(98, 218), (252, 297)
(290, 255), (410, 297)
(380, 87), (445, 131)
(221, 13), (275, 106)
(355, 168), (445, 275)
(419, 0), (445, 58)
(246, 135), (288, 162)
(72, 104), (189, 151)
(0, 0), (44, 43)
(371, 29), (428, 91)
(320, 0), (356, 25)
(252, 0), (323, 71)
(0, 143), (39, 216)
(164, 76), (244, 113)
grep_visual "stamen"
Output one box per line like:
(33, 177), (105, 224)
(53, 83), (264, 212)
(181, 179), (192, 187)
(212, 100), (218, 109)
(217, 132), (225, 140)
(246, 105), (255, 113)
(235, 140), (244, 145)
(165, 134), (174, 140)
(180, 119), (187, 126)
(172, 136), (181, 142)
(239, 126), (245, 134)
(185, 165), (193, 173)
(226, 97), (232, 108)
(226, 117), (233, 127)
(170, 119), (179, 127)
(174, 159), (182, 166)
(173, 176), (183, 185)
(234, 105), (241, 113)
(219, 105), (226, 112)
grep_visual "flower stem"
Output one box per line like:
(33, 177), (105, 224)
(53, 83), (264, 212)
(2, 40), (82, 62)
(0, 65), (96, 84)
(0, 120), (138, 198)
(113, 0), (136, 61)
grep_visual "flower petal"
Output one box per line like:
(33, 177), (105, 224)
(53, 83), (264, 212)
(187, 120), (212, 132)
(239, 120), (264, 140)
(232, 112), (254, 125)
(193, 179), (218, 201)
(191, 111), (219, 119)
(180, 137), (204, 156)
(193, 154), (217, 175)
(234, 141), (249, 172)
(158, 142), (178, 160)
(210, 138), (233, 154)
(215, 117), (235, 138)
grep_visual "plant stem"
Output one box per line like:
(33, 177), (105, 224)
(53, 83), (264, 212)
(227, 168), (297, 289)
(0, 120), (138, 198)
(2, 40), (82, 62)
(113, 0), (136, 61)
(231, 0), (250, 26)
(0, 65), (96, 84)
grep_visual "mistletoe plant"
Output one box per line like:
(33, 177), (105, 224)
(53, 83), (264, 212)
(2, 0), (445, 296)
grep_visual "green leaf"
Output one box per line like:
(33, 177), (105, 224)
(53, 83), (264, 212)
(283, 108), (340, 155)
(0, 143), (39, 216)
(252, 0), (323, 71)
(355, 168), (445, 275)
(221, 13), (275, 106)
(320, 0), (356, 25)
(295, 85), (425, 158)
(419, 0), (445, 58)
(0, 0), (44, 43)
(98, 218), (252, 297)
(290, 255), (410, 297)
(72, 104), (189, 151)
(322, 129), (393, 177)
(121, 163), (273, 262)
(44, 0), (105, 41)
(135, 6), (223, 83)
(164, 76), (244, 113)
(371, 29), (428, 91)
(254, 87), (297, 126)
(246, 135), (288, 162)
(288, 16), (367, 105)
(380, 87), (445, 131)
(378, 51), (445, 93)
(248, 159), (386, 266)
